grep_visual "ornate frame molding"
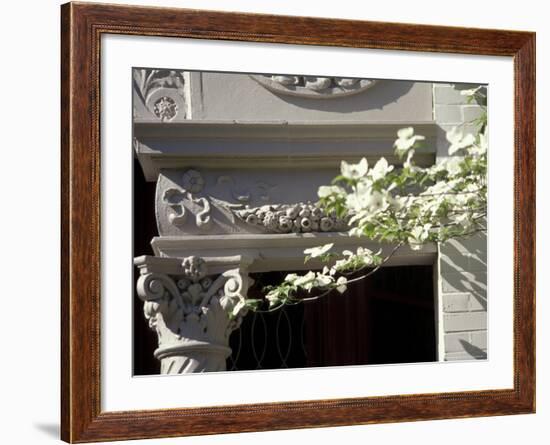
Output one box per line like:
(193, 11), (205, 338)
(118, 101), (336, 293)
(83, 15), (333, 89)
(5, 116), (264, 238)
(61, 2), (535, 442)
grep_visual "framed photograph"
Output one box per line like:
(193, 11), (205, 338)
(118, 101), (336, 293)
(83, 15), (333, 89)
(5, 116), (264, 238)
(61, 2), (535, 442)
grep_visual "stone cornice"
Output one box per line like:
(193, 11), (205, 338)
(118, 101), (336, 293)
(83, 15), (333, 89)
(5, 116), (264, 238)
(151, 234), (437, 273)
(134, 119), (438, 139)
(134, 120), (439, 180)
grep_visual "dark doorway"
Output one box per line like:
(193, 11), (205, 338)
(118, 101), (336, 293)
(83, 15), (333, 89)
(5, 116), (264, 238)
(227, 265), (436, 371)
(133, 158), (159, 376)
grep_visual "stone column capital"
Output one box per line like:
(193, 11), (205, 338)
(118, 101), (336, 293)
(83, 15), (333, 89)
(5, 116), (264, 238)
(135, 255), (253, 374)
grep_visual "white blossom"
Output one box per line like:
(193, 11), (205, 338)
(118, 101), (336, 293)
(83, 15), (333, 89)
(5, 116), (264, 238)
(443, 157), (464, 176)
(394, 127), (425, 156)
(315, 273), (333, 287)
(348, 226), (364, 237)
(447, 127), (475, 155)
(356, 246), (374, 257)
(408, 224), (432, 250)
(303, 243), (334, 258)
(370, 157), (394, 181)
(265, 289), (282, 305)
(453, 212), (471, 228)
(336, 276), (348, 293)
(341, 158), (368, 180)
(284, 273), (300, 283)
(338, 246), (376, 269)
(460, 86), (483, 97)
(293, 271), (316, 288)
(318, 185), (345, 198)
(470, 132), (488, 156)
(366, 191), (389, 212)
(345, 192), (366, 213)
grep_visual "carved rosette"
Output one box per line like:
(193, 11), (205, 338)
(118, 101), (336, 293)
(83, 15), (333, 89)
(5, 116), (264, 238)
(133, 69), (186, 121)
(136, 256), (252, 374)
(153, 96), (178, 121)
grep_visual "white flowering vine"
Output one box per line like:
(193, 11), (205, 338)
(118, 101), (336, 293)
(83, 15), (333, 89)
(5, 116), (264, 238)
(242, 90), (487, 312)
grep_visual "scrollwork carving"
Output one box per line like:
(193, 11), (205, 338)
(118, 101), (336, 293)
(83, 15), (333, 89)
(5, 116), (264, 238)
(163, 188), (187, 225)
(193, 197), (212, 228)
(161, 169), (349, 234)
(136, 272), (181, 302)
(136, 256), (252, 374)
(162, 171), (213, 229)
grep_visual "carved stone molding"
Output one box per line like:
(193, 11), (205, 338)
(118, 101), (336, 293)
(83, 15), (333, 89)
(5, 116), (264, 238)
(250, 75), (378, 98)
(234, 203), (348, 233)
(133, 121), (439, 181)
(157, 169), (348, 236)
(135, 255), (253, 373)
(133, 69), (186, 121)
(153, 96), (178, 121)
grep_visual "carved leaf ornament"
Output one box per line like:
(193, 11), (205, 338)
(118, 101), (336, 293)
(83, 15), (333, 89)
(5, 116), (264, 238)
(163, 169), (349, 233)
(251, 74), (378, 98)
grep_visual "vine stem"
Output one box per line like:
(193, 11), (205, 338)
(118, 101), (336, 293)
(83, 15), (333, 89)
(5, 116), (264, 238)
(254, 241), (406, 312)
(300, 241), (404, 302)
(254, 304), (285, 314)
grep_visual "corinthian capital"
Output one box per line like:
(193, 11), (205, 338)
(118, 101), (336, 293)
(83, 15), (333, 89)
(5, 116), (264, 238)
(134, 255), (253, 374)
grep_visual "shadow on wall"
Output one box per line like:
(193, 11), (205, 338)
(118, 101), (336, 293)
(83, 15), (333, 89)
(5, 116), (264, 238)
(459, 339), (488, 359)
(273, 80), (415, 113)
(440, 229), (488, 361)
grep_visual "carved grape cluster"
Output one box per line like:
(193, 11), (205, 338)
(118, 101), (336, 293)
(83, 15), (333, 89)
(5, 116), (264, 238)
(236, 203), (347, 233)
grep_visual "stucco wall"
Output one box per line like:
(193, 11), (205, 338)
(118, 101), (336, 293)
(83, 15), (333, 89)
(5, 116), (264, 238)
(190, 72), (434, 122)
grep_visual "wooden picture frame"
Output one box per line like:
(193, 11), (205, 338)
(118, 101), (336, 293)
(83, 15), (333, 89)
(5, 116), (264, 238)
(61, 2), (535, 442)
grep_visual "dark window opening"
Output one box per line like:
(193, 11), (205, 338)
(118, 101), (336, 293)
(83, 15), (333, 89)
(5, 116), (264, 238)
(227, 266), (436, 371)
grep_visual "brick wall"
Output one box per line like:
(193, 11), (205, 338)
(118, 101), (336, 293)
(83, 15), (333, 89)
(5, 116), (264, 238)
(433, 83), (488, 361)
